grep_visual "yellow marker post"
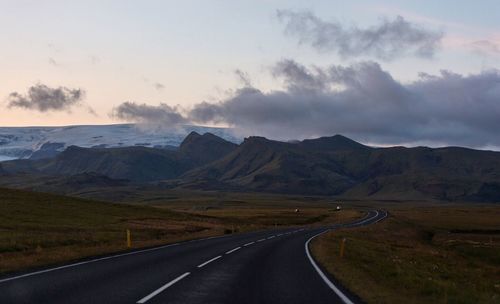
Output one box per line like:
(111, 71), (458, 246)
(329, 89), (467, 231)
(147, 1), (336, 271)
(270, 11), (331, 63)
(126, 229), (131, 248)
(340, 238), (346, 258)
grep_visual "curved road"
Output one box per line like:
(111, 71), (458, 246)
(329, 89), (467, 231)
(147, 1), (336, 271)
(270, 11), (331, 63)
(0, 210), (387, 304)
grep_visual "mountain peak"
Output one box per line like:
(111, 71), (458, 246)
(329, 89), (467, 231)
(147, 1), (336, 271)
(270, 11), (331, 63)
(181, 131), (202, 144)
(179, 132), (238, 164)
(243, 136), (269, 143)
(181, 132), (233, 150)
(301, 134), (369, 151)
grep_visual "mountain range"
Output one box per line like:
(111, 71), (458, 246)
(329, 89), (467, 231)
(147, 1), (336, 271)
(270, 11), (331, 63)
(1, 131), (499, 202)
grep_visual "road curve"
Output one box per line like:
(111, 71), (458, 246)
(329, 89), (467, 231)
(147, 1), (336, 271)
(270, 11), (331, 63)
(0, 210), (387, 304)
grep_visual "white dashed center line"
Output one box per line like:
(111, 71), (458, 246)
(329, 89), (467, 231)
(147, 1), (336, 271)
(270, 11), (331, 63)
(243, 241), (255, 247)
(256, 238), (265, 242)
(136, 272), (190, 303)
(197, 255), (222, 268)
(225, 247), (241, 254)
(267, 236), (275, 239)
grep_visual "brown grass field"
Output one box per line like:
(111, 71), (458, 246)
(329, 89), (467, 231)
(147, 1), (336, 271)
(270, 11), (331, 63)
(311, 204), (500, 304)
(0, 187), (359, 275)
(2, 185), (499, 304)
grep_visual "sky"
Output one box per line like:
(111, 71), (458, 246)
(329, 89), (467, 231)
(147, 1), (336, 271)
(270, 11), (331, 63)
(1, 0), (499, 148)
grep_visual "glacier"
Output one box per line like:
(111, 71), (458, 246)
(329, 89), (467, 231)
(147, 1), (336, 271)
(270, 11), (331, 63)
(0, 124), (240, 161)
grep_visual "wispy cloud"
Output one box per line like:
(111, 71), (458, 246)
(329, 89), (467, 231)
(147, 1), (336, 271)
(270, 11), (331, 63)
(154, 82), (165, 90)
(370, 5), (500, 57)
(48, 57), (59, 66)
(90, 55), (100, 64)
(234, 69), (252, 87)
(276, 10), (443, 61)
(468, 39), (500, 55)
(368, 5), (468, 32)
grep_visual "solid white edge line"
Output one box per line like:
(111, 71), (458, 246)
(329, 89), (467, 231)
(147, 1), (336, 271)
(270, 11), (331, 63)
(243, 241), (255, 247)
(0, 207), (386, 285)
(0, 230), (239, 284)
(305, 231), (355, 304)
(225, 247), (241, 254)
(347, 210), (378, 227)
(0, 242), (180, 284)
(371, 211), (388, 224)
(197, 255), (222, 268)
(304, 210), (387, 304)
(136, 272), (190, 303)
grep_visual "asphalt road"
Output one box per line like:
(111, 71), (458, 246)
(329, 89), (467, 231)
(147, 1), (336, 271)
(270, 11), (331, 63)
(0, 210), (387, 304)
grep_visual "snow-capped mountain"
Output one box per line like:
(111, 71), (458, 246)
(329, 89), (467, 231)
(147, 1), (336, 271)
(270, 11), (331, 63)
(0, 124), (240, 161)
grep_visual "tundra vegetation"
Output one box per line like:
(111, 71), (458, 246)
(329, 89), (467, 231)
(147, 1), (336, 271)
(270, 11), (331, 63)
(312, 204), (500, 303)
(0, 187), (359, 274)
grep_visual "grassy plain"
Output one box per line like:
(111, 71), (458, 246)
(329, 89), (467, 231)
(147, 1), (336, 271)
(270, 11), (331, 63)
(7, 183), (498, 304)
(312, 204), (500, 304)
(0, 187), (360, 275)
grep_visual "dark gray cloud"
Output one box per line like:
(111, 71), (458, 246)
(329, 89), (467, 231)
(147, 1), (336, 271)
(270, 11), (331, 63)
(271, 59), (328, 91)
(110, 102), (187, 128)
(183, 60), (500, 149)
(7, 84), (85, 112)
(276, 10), (443, 61)
(109, 59), (500, 149)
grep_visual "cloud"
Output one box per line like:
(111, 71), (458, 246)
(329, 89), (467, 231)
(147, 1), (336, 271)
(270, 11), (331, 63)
(234, 69), (252, 87)
(181, 59), (500, 149)
(7, 84), (86, 112)
(90, 55), (100, 64)
(271, 59), (328, 92)
(108, 59), (500, 149)
(141, 77), (166, 91)
(469, 40), (500, 55)
(110, 102), (187, 129)
(154, 82), (165, 90)
(48, 57), (59, 66)
(276, 10), (443, 61)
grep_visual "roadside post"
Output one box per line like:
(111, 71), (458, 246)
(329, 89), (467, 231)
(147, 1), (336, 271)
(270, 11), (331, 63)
(126, 229), (131, 248)
(340, 238), (346, 258)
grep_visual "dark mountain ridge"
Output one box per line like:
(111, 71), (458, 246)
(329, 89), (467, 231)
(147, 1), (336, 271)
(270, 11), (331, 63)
(179, 131), (238, 165)
(179, 135), (500, 201)
(1, 132), (499, 202)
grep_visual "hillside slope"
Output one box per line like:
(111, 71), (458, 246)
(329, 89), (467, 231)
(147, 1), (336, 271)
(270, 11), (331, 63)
(181, 135), (500, 201)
